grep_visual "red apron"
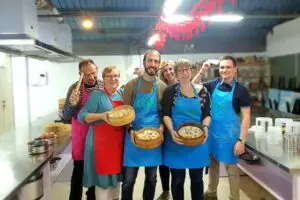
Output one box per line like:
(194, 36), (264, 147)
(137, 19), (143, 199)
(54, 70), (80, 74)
(71, 83), (90, 160)
(93, 88), (124, 175)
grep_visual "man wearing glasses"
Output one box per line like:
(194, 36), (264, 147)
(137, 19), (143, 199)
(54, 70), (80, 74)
(63, 59), (103, 200)
(193, 56), (251, 200)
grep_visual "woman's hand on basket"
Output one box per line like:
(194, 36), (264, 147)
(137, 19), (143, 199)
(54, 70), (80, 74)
(171, 130), (183, 145)
(101, 112), (110, 124)
(129, 129), (137, 145)
(201, 126), (209, 144)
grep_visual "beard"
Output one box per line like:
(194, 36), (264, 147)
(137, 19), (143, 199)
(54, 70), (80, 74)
(145, 67), (158, 76)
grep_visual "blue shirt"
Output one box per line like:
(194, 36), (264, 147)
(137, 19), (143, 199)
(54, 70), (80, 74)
(203, 79), (251, 114)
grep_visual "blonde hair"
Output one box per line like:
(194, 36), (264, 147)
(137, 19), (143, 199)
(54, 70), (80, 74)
(102, 66), (119, 78)
(159, 60), (175, 84)
(174, 58), (192, 74)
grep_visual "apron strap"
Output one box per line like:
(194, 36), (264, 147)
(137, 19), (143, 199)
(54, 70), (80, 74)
(134, 77), (159, 107)
(176, 83), (200, 99)
(103, 87), (123, 105)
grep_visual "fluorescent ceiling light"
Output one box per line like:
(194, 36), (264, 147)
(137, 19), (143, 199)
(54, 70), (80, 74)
(161, 15), (192, 24)
(163, 0), (181, 16)
(0, 39), (35, 45)
(147, 33), (160, 46)
(201, 14), (243, 22)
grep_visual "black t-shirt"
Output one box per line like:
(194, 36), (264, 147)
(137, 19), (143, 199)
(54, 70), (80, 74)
(203, 78), (251, 114)
(162, 83), (211, 120)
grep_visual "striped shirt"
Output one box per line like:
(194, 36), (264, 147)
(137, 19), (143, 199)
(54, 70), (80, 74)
(62, 79), (104, 122)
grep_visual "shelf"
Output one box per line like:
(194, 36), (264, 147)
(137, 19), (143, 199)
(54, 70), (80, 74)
(238, 159), (292, 200)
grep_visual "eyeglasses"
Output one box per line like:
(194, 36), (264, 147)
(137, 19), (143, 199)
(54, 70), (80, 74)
(104, 75), (120, 79)
(177, 68), (191, 73)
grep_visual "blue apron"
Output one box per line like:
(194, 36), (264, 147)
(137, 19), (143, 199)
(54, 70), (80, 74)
(164, 84), (210, 169)
(123, 79), (162, 167)
(210, 81), (240, 164)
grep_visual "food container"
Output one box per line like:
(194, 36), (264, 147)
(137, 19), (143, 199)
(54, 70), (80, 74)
(107, 105), (135, 127)
(50, 156), (61, 171)
(42, 136), (56, 145)
(133, 128), (163, 149)
(43, 123), (71, 137)
(40, 132), (57, 145)
(18, 172), (43, 200)
(177, 123), (206, 147)
(28, 138), (49, 155)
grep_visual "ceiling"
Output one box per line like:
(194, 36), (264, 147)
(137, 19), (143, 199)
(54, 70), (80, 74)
(38, 0), (300, 55)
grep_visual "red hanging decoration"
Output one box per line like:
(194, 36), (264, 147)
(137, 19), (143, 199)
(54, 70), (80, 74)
(152, 0), (237, 49)
(154, 32), (167, 49)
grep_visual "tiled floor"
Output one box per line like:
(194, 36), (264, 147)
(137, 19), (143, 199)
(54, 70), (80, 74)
(51, 165), (276, 200)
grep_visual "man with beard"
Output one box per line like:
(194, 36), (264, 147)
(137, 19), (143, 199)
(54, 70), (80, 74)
(121, 49), (167, 200)
(63, 59), (103, 200)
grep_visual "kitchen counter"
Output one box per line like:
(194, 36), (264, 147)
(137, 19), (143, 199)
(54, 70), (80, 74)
(0, 113), (71, 200)
(238, 106), (300, 200)
(245, 133), (300, 173)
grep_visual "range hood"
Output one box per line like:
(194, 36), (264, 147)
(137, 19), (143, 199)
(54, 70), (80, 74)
(0, 34), (82, 63)
(0, 0), (82, 63)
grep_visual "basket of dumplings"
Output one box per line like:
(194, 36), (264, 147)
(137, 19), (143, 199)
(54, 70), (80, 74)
(176, 123), (206, 147)
(134, 128), (163, 149)
(107, 105), (135, 127)
(43, 122), (71, 137)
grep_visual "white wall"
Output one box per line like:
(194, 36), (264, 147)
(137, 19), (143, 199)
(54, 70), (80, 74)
(11, 57), (30, 126)
(11, 57), (78, 123)
(267, 17), (300, 57)
(27, 58), (78, 121)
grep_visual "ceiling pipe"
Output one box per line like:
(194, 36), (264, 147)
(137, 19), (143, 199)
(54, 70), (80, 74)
(38, 11), (300, 19)
(38, 11), (160, 18)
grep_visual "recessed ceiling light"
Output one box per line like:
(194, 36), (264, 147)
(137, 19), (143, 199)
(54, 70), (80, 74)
(81, 16), (94, 29)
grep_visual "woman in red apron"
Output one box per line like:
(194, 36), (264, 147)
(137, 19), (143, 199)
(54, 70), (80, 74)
(78, 66), (125, 200)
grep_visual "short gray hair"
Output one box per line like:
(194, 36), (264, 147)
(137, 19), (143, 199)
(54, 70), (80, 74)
(174, 58), (192, 74)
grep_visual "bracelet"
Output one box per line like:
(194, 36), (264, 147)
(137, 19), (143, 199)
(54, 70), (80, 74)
(238, 138), (245, 144)
(202, 125), (209, 129)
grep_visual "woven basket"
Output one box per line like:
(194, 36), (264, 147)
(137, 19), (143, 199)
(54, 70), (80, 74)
(134, 128), (163, 149)
(44, 123), (71, 137)
(177, 123), (206, 147)
(107, 105), (135, 127)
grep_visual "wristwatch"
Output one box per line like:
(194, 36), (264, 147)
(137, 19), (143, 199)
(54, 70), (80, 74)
(238, 138), (245, 144)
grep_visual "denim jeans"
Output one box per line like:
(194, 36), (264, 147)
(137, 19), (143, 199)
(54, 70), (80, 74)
(121, 166), (157, 200)
(170, 168), (204, 200)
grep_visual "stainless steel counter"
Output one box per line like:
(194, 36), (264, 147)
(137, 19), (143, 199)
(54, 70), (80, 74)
(0, 113), (71, 200)
(246, 106), (300, 173)
(239, 106), (300, 200)
(245, 134), (300, 173)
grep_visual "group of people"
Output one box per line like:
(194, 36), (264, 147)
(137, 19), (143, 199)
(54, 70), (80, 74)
(63, 49), (251, 200)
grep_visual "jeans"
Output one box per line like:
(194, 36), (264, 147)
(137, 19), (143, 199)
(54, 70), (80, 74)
(159, 165), (170, 192)
(69, 160), (95, 200)
(121, 167), (157, 200)
(170, 168), (204, 200)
